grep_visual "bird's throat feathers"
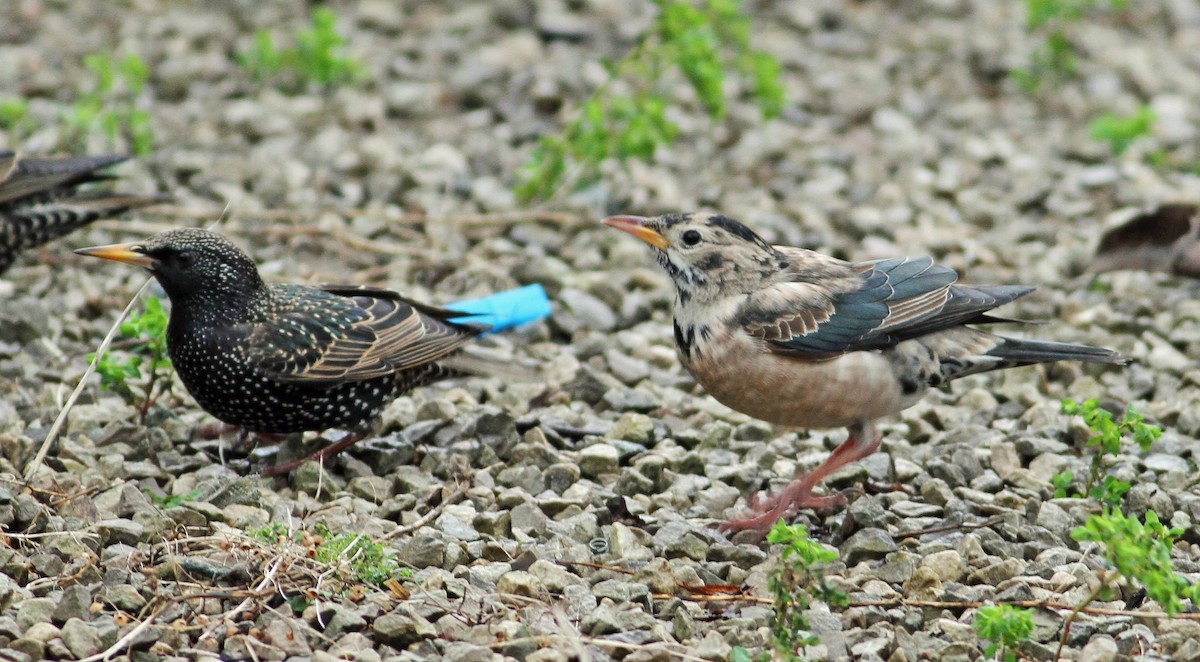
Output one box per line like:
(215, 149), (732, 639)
(163, 278), (264, 329)
(672, 295), (740, 363)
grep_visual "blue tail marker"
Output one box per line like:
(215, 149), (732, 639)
(445, 284), (552, 333)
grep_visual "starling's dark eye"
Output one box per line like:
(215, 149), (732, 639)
(175, 250), (195, 268)
(681, 230), (702, 246)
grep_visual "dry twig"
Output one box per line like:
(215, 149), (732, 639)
(24, 278), (155, 481)
(386, 482), (470, 540)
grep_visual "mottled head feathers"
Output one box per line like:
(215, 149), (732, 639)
(79, 228), (264, 310)
(604, 212), (785, 303)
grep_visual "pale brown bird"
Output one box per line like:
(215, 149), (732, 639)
(604, 212), (1125, 533)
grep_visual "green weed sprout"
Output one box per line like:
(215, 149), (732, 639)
(92, 296), (173, 423)
(1054, 398), (1161, 508)
(250, 522), (295, 545)
(1089, 106), (1156, 155)
(0, 98), (30, 139)
(1074, 509), (1200, 614)
(238, 7), (364, 90)
(143, 487), (202, 509)
(313, 525), (406, 586)
(517, 0), (785, 203)
(760, 521), (846, 661)
(250, 522), (409, 589)
(973, 604), (1034, 662)
(63, 52), (154, 155)
(1013, 0), (1129, 93)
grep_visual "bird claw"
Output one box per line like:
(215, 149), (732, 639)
(719, 480), (849, 535)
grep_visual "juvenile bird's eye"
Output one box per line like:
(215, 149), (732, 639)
(681, 230), (702, 246)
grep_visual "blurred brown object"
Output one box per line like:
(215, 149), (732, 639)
(1094, 204), (1200, 277)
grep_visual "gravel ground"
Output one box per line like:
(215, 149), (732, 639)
(3, 1), (1200, 661)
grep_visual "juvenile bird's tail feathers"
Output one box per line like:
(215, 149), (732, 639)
(987, 336), (1128, 367)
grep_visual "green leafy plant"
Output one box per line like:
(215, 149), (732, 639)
(516, 0), (785, 202)
(92, 296), (173, 423)
(974, 604), (1034, 662)
(762, 521), (846, 661)
(249, 523), (409, 587)
(250, 522), (295, 545)
(1054, 399), (1161, 508)
(1089, 105), (1156, 155)
(1012, 0), (1130, 93)
(312, 524), (408, 586)
(63, 52), (154, 155)
(144, 488), (202, 509)
(0, 98), (30, 139)
(238, 7), (364, 89)
(1073, 509), (1200, 614)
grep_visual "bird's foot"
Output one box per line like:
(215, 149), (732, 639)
(718, 479), (848, 534)
(260, 431), (366, 476)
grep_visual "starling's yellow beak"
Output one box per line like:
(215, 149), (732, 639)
(74, 243), (157, 268)
(602, 215), (670, 250)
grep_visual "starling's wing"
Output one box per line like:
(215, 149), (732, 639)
(243, 285), (485, 384)
(743, 251), (1033, 359)
(0, 151), (131, 207)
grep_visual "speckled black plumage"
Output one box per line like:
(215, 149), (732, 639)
(78, 228), (486, 436)
(0, 150), (164, 275)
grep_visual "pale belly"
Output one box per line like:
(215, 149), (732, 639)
(684, 345), (913, 429)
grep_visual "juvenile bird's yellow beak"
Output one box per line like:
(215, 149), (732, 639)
(602, 215), (670, 250)
(74, 243), (157, 268)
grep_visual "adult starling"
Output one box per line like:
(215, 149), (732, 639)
(76, 227), (550, 474)
(604, 212), (1126, 533)
(0, 150), (165, 275)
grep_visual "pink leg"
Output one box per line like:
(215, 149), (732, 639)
(719, 421), (882, 534)
(260, 432), (366, 476)
(193, 422), (240, 440)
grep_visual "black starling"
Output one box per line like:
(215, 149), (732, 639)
(0, 150), (165, 275)
(75, 228), (526, 474)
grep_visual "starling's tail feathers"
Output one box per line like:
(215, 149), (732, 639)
(0, 151), (132, 206)
(6, 192), (170, 253)
(988, 336), (1127, 367)
(440, 349), (544, 382)
(1, 150), (166, 275)
(444, 284), (552, 333)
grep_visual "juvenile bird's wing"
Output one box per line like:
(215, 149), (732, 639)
(742, 249), (1031, 359)
(243, 285), (485, 384)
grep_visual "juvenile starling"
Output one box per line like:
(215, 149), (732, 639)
(604, 212), (1126, 533)
(0, 150), (165, 275)
(76, 228), (550, 474)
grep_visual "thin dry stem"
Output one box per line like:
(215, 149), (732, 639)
(24, 278), (155, 481)
(386, 482), (470, 540)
